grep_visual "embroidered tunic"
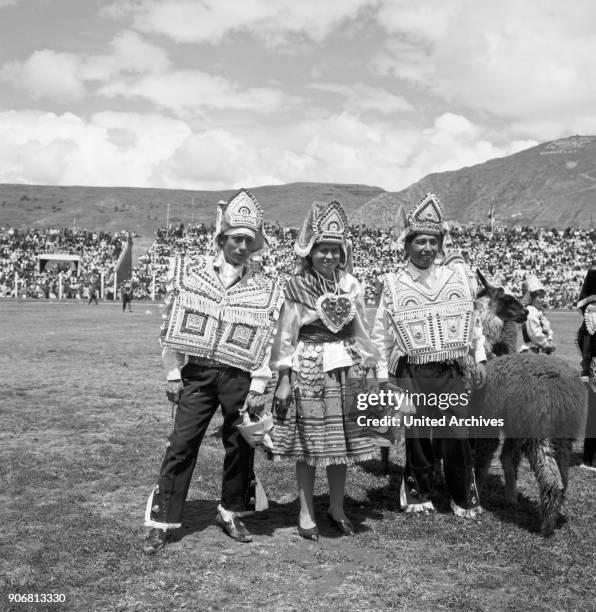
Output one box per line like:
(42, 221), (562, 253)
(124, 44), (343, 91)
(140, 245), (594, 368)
(373, 261), (486, 377)
(161, 253), (284, 392)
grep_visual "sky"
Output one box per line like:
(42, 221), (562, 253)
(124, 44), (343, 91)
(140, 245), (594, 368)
(0, 0), (595, 192)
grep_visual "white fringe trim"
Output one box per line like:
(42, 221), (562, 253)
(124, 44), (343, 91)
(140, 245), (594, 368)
(450, 499), (483, 518)
(400, 480), (436, 512)
(217, 504), (257, 519)
(272, 452), (376, 467)
(143, 487), (181, 530)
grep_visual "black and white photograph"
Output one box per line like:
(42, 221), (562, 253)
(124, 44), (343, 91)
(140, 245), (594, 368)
(1, 1), (595, 610)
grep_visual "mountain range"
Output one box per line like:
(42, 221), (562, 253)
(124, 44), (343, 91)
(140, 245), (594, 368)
(351, 135), (596, 229)
(0, 136), (594, 248)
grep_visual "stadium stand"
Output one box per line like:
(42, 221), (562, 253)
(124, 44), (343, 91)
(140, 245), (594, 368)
(1, 223), (594, 308)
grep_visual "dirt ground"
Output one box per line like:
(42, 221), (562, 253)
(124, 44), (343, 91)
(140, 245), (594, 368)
(1, 301), (594, 611)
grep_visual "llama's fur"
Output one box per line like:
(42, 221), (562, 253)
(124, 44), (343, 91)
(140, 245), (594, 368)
(472, 291), (587, 536)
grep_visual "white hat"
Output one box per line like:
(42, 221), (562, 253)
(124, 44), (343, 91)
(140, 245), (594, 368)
(521, 274), (545, 305)
(236, 412), (274, 449)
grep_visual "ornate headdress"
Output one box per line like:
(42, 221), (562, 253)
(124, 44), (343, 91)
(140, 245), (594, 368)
(294, 200), (349, 258)
(397, 193), (448, 255)
(214, 189), (268, 253)
(405, 193), (446, 237)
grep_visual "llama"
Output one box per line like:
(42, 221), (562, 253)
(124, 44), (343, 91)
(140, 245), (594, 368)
(472, 271), (586, 536)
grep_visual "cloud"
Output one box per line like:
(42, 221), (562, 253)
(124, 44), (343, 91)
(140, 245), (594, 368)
(0, 109), (537, 192)
(99, 70), (292, 115)
(0, 0), (18, 7)
(308, 83), (413, 114)
(0, 111), (190, 186)
(103, 0), (376, 46)
(0, 50), (86, 102)
(0, 31), (169, 102)
(373, 0), (596, 121)
(84, 30), (170, 80)
(1, 30), (289, 114)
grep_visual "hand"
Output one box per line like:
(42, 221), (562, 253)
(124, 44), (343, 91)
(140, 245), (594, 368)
(365, 369), (379, 395)
(241, 390), (265, 416)
(166, 379), (183, 404)
(474, 362), (487, 388)
(273, 372), (292, 412)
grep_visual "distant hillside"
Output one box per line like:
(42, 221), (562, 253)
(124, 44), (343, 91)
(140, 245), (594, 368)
(0, 182), (384, 240)
(351, 135), (596, 228)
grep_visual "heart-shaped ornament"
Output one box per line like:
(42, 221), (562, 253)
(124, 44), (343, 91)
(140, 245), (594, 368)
(315, 293), (356, 333)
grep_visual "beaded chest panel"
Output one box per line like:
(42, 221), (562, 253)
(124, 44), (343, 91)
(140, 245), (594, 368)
(162, 255), (284, 371)
(384, 265), (475, 363)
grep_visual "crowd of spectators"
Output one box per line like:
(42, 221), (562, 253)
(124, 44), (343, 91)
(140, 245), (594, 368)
(1, 222), (594, 309)
(0, 227), (126, 299)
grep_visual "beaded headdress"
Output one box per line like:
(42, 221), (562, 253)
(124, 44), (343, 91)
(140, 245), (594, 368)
(214, 188), (268, 253)
(294, 200), (348, 258)
(405, 193), (446, 237)
(396, 193), (448, 255)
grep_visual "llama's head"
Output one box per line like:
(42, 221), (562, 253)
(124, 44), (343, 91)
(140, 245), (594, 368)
(476, 270), (528, 323)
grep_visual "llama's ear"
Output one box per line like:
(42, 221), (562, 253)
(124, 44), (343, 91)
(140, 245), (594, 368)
(476, 269), (490, 289)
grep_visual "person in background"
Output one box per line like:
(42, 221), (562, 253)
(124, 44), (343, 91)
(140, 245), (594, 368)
(520, 275), (555, 354)
(87, 283), (98, 305)
(577, 266), (596, 471)
(121, 281), (133, 312)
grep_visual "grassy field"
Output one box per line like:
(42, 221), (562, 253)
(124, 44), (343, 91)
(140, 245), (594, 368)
(1, 301), (595, 611)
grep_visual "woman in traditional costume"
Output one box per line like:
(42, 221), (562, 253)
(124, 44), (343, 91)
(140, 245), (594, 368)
(271, 201), (379, 540)
(577, 266), (596, 470)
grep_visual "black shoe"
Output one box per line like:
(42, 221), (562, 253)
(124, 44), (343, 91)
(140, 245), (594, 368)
(143, 528), (166, 555)
(298, 524), (319, 541)
(327, 511), (355, 536)
(215, 512), (252, 543)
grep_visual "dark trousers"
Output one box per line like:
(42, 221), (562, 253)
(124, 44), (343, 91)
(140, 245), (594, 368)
(583, 385), (596, 465)
(122, 297), (132, 311)
(148, 363), (254, 527)
(396, 359), (480, 510)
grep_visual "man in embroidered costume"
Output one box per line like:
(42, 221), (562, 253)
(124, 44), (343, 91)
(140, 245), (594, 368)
(577, 266), (596, 470)
(519, 275), (555, 354)
(372, 194), (487, 517)
(143, 190), (284, 553)
(271, 200), (380, 540)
